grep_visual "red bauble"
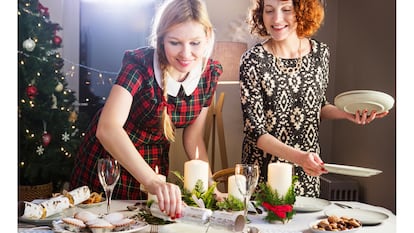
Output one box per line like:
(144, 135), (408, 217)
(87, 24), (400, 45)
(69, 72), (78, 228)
(26, 85), (38, 99)
(53, 36), (62, 46)
(42, 132), (52, 147)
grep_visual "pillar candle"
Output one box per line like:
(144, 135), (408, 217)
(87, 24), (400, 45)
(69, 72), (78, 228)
(148, 166), (167, 202)
(267, 162), (292, 197)
(184, 149), (209, 192)
(227, 175), (246, 201)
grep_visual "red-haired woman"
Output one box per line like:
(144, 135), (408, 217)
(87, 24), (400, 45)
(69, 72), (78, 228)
(240, 0), (388, 197)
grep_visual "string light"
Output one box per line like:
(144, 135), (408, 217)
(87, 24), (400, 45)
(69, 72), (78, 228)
(19, 50), (118, 104)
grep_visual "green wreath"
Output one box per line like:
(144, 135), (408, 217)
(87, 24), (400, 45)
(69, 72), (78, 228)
(254, 176), (298, 223)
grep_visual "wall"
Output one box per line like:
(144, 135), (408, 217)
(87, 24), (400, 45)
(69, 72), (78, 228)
(331, 0), (396, 213)
(43, 0), (396, 213)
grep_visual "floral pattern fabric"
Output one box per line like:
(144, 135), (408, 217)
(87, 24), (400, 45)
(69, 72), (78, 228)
(239, 39), (330, 197)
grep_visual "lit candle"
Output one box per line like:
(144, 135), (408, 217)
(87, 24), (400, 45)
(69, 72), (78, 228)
(148, 165), (167, 202)
(227, 175), (246, 201)
(267, 162), (292, 197)
(184, 147), (209, 192)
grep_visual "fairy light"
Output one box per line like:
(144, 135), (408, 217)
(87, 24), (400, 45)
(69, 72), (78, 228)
(19, 50), (118, 104)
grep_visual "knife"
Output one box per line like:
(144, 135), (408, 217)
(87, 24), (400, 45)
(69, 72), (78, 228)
(334, 203), (353, 209)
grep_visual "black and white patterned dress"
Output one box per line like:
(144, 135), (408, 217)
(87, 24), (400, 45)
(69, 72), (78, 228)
(239, 38), (330, 197)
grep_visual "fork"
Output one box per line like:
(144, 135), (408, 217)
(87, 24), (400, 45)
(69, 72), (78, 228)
(150, 224), (158, 233)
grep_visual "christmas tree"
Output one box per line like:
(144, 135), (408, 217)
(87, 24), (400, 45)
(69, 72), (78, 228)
(18, 0), (86, 192)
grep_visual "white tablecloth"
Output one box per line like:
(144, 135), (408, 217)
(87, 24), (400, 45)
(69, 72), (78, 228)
(18, 200), (396, 233)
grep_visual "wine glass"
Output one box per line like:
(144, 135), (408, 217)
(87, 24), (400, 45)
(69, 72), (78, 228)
(234, 164), (259, 225)
(97, 158), (120, 213)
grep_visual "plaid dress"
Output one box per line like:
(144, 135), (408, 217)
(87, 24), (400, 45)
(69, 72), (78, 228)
(70, 47), (222, 200)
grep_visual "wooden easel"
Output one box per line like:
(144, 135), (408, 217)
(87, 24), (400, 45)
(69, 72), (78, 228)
(204, 92), (228, 171)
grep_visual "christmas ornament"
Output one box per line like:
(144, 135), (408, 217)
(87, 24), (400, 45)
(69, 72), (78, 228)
(62, 132), (70, 142)
(42, 132), (52, 147)
(51, 94), (58, 109)
(68, 111), (78, 123)
(53, 35), (62, 46)
(38, 3), (49, 18)
(55, 82), (64, 92)
(36, 145), (45, 155)
(23, 38), (36, 52)
(26, 85), (38, 99)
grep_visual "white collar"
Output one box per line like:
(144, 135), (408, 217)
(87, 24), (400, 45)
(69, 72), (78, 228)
(154, 52), (202, 97)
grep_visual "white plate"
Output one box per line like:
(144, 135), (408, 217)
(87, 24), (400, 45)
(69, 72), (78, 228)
(324, 163), (382, 177)
(325, 209), (389, 225)
(19, 207), (77, 226)
(293, 196), (331, 212)
(19, 216), (58, 226)
(334, 90), (394, 114)
(77, 198), (106, 208)
(52, 219), (148, 233)
(309, 219), (362, 233)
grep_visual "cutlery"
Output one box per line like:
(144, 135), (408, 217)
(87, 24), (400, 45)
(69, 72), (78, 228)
(251, 201), (263, 214)
(335, 203), (353, 209)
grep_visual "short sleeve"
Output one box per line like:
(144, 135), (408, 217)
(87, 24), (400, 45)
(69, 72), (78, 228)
(115, 48), (154, 96)
(202, 59), (223, 107)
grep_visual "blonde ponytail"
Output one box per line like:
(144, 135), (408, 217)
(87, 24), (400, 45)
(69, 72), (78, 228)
(161, 67), (175, 142)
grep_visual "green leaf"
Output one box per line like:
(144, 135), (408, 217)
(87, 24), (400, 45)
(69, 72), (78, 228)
(216, 195), (244, 211)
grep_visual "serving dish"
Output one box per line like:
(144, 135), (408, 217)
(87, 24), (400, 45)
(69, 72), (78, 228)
(324, 208), (389, 225)
(52, 219), (148, 233)
(334, 90), (394, 115)
(324, 163), (382, 177)
(309, 218), (362, 233)
(77, 198), (106, 208)
(293, 196), (331, 212)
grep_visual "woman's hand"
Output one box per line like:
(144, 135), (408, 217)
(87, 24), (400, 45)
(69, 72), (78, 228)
(146, 179), (182, 219)
(347, 110), (389, 125)
(213, 187), (227, 202)
(297, 152), (328, 177)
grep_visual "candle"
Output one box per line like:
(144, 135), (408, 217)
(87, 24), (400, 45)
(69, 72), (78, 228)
(227, 175), (246, 201)
(184, 147), (209, 192)
(267, 162), (292, 197)
(148, 166), (167, 202)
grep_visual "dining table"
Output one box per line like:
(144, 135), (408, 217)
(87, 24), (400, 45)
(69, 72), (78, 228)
(18, 199), (396, 233)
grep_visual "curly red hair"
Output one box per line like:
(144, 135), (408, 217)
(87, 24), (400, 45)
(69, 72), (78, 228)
(248, 0), (325, 38)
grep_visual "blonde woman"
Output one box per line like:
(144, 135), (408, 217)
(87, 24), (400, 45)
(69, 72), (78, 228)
(71, 0), (222, 218)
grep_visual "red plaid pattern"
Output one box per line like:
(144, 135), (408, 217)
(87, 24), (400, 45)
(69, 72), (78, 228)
(70, 47), (222, 199)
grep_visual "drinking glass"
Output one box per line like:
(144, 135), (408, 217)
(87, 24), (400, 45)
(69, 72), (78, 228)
(97, 158), (120, 213)
(234, 163), (259, 225)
